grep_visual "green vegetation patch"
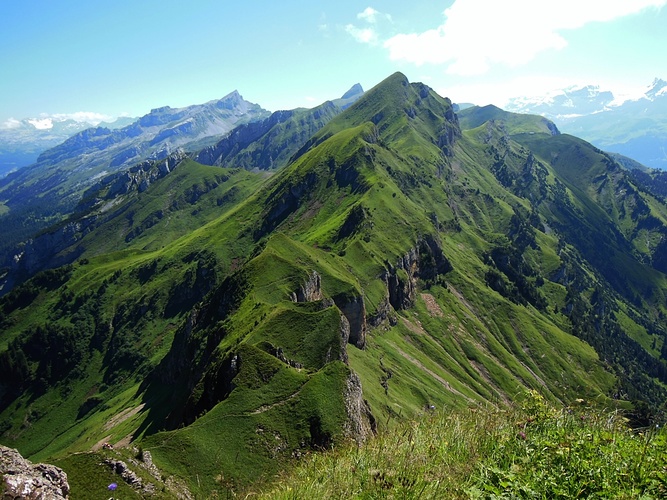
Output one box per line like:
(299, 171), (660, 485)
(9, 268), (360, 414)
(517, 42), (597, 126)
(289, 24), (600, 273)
(258, 392), (667, 499)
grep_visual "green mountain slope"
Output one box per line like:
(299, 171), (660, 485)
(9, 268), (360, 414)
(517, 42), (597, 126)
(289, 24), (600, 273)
(0, 92), (270, 265)
(1, 73), (667, 498)
(0, 154), (269, 292)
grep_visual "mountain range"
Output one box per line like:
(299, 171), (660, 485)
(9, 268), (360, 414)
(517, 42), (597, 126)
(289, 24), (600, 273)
(505, 78), (667, 169)
(1, 73), (667, 498)
(0, 116), (135, 178)
(0, 85), (365, 293)
(0, 91), (271, 263)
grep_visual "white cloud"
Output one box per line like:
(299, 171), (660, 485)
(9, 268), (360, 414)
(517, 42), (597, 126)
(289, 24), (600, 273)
(318, 11), (329, 35)
(438, 75), (581, 107)
(346, 6), (392, 45)
(345, 24), (379, 44)
(357, 6), (392, 23)
(358, 7), (381, 23)
(28, 118), (54, 130)
(51, 111), (113, 124)
(384, 0), (667, 75)
(2, 112), (115, 131)
(1, 118), (22, 129)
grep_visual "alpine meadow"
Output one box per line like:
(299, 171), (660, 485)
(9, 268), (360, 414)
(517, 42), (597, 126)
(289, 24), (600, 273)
(1, 73), (667, 498)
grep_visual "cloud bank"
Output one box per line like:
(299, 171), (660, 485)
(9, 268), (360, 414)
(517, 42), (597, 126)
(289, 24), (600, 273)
(349, 1), (667, 75)
(1, 112), (115, 130)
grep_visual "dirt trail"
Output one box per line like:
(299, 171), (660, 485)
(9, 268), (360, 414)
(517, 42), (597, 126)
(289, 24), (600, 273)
(250, 389), (302, 415)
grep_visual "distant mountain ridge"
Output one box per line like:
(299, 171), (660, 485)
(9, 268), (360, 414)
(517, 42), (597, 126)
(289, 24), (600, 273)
(0, 116), (134, 177)
(194, 84), (364, 170)
(505, 78), (667, 169)
(0, 91), (270, 255)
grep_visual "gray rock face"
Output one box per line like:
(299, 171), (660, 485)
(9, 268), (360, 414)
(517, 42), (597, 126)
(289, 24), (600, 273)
(102, 458), (155, 494)
(383, 235), (452, 312)
(366, 235), (455, 328)
(1, 445), (70, 499)
(342, 371), (376, 444)
(290, 271), (323, 303)
(334, 295), (367, 349)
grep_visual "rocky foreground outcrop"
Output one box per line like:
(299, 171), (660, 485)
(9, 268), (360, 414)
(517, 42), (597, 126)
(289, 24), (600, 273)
(1, 446), (69, 499)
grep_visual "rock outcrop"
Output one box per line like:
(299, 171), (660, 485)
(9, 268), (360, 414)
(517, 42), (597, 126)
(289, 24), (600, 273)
(1, 445), (70, 499)
(342, 371), (376, 444)
(290, 271), (324, 303)
(383, 235), (453, 312)
(334, 294), (367, 349)
(103, 458), (156, 495)
(291, 270), (367, 350)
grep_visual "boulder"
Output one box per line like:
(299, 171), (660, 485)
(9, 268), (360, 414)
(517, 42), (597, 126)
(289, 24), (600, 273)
(1, 445), (69, 499)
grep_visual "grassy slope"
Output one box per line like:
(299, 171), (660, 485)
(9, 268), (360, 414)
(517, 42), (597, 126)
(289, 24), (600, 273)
(258, 393), (667, 499)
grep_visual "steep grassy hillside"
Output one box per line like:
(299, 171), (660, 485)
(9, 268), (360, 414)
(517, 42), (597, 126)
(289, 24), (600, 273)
(2, 73), (667, 498)
(258, 393), (667, 499)
(194, 100), (345, 171)
(0, 155), (269, 292)
(0, 93), (270, 261)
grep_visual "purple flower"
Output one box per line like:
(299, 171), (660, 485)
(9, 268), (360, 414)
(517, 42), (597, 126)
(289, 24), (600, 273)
(517, 431), (527, 440)
(108, 483), (118, 490)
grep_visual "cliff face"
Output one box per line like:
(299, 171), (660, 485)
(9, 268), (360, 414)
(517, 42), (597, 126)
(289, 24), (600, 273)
(342, 371), (376, 444)
(381, 235), (453, 314)
(1, 446), (70, 499)
(334, 294), (367, 349)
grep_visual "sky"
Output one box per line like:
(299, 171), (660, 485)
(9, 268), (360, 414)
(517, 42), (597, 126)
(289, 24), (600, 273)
(1, 0), (666, 127)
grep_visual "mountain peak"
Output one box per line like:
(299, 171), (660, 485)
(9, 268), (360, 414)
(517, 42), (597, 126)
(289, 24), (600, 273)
(384, 71), (410, 88)
(646, 77), (667, 100)
(219, 89), (242, 102)
(341, 83), (364, 100)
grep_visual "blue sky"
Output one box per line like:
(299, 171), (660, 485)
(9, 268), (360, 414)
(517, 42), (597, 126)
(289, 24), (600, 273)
(1, 0), (666, 126)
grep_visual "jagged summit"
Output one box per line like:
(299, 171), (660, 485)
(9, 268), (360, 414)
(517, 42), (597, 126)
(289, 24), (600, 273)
(645, 77), (667, 100)
(332, 83), (365, 110)
(297, 71), (458, 160)
(341, 83), (364, 100)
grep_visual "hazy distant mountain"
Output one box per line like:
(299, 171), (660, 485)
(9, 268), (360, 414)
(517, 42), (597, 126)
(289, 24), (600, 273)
(505, 85), (616, 119)
(195, 84), (364, 170)
(505, 78), (667, 169)
(0, 116), (134, 177)
(0, 91), (269, 254)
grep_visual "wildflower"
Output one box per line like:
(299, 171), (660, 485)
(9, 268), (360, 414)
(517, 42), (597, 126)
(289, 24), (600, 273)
(108, 483), (118, 491)
(517, 431), (526, 440)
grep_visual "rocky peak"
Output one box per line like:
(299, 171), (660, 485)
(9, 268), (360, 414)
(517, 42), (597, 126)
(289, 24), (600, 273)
(212, 90), (247, 111)
(646, 78), (667, 100)
(1, 445), (70, 499)
(342, 371), (376, 444)
(341, 83), (364, 100)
